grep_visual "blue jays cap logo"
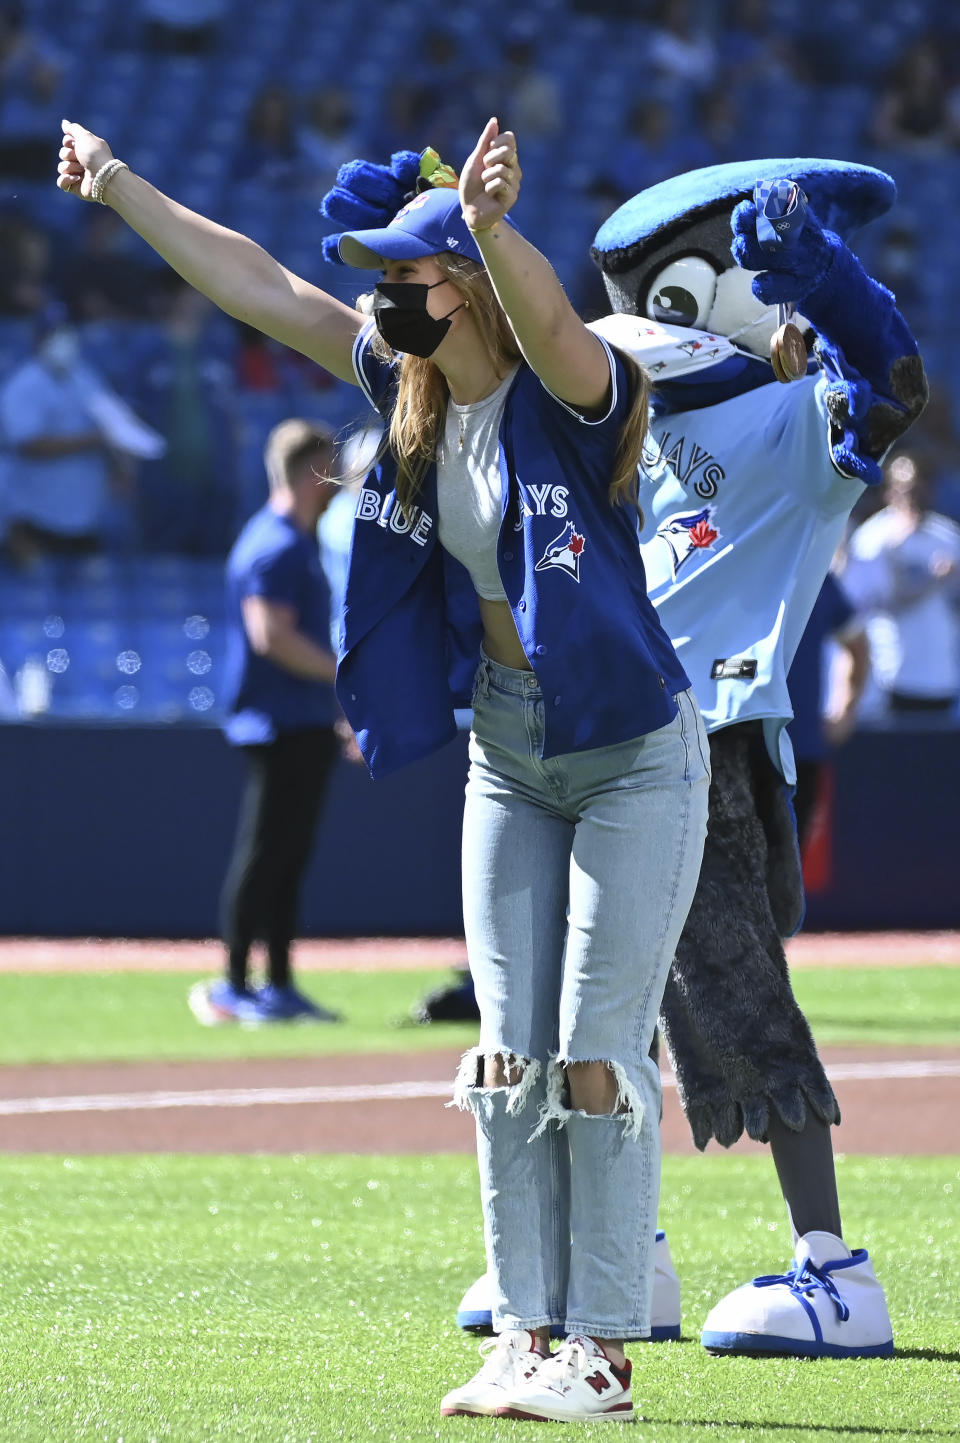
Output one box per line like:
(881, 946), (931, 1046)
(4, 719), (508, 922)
(535, 520), (586, 582)
(656, 506), (720, 577)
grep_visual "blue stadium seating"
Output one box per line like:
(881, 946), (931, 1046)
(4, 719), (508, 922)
(1, 0), (956, 721)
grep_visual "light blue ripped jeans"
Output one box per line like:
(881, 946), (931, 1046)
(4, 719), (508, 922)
(454, 653), (709, 1340)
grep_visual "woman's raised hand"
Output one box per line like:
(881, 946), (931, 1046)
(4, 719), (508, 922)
(459, 118), (522, 234)
(57, 119), (115, 201)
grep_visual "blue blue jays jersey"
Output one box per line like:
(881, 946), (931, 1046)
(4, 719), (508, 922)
(336, 325), (689, 778)
(638, 373), (863, 782)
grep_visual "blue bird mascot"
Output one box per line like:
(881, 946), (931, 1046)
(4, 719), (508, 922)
(583, 156), (927, 1358)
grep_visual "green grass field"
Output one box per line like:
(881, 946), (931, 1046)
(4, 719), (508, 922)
(0, 963), (958, 1065)
(1, 960), (957, 1440)
(0, 1154), (956, 1442)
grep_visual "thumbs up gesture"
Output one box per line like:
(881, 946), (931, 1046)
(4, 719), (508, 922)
(57, 119), (114, 201)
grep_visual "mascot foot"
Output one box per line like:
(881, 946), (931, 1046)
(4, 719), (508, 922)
(457, 1229), (682, 1342)
(701, 1230), (893, 1358)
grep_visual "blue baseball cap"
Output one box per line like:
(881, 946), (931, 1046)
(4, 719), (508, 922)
(338, 187), (489, 268)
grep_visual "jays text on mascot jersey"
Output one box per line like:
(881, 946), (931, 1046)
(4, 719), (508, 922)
(590, 156), (926, 1357)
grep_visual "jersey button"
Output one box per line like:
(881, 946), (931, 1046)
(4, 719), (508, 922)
(503, 549), (514, 561)
(518, 598), (526, 612)
(553, 695), (562, 707)
(658, 674), (665, 688)
(535, 644), (546, 656)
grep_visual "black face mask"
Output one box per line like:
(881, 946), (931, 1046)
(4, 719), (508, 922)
(371, 279), (465, 357)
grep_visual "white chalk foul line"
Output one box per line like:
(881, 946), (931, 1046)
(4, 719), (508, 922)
(0, 1060), (957, 1118)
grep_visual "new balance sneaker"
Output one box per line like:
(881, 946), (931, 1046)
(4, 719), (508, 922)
(456, 1229), (681, 1341)
(440, 1330), (547, 1417)
(701, 1230), (894, 1359)
(188, 979), (262, 1026)
(251, 984), (342, 1023)
(496, 1335), (634, 1423)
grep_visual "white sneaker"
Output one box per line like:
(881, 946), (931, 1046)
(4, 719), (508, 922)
(456, 1229), (681, 1341)
(440, 1330), (546, 1417)
(651, 1229), (682, 1340)
(496, 1335), (634, 1423)
(701, 1230), (894, 1358)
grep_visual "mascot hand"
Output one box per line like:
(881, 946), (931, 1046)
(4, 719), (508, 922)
(730, 199), (838, 306)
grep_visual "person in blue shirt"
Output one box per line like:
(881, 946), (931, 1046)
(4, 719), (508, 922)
(189, 418), (342, 1028)
(57, 115), (710, 1423)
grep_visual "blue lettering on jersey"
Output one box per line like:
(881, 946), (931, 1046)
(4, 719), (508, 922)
(650, 431), (725, 500)
(534, 519), (586, 581)
(656, 506), (721, 577)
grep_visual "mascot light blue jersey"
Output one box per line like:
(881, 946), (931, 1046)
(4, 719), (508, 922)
(593, 158), (926, 784)
(591, 157), (927, 1362)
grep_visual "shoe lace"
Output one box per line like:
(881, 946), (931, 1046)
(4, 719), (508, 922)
(534, 1338), (591, 1384)
(754, 1258), (851, 1322)
(477, 1333), (541, 1381)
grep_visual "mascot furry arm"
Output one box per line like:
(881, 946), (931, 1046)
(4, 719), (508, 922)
(731, 196), (927, 482)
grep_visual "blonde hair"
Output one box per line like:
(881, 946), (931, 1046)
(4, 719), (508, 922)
(366, 256), (651, 519)
(263, 418), (335, 492)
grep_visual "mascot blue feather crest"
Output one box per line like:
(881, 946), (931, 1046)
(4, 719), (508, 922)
(319, 150), (422, 265)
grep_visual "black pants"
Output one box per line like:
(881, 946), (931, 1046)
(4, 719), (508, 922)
(220, 727), (338, 989)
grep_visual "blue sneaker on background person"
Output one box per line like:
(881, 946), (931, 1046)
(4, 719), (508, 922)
(188, 979), (263, 1026)
(252, 983), (342, 1023)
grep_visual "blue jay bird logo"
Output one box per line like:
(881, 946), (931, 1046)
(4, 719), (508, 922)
(534, 520), (586, 582)
(656, 507), (721, 577)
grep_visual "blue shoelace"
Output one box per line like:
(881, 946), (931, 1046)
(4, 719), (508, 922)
(753, 1258), (851, 1323)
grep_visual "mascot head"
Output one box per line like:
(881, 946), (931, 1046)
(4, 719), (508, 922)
(591, 158), (896, 383)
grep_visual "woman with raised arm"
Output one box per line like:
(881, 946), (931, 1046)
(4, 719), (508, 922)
(58, 116), (709, 1424)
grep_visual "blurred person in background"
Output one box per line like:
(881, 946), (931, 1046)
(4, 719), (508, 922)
(647, 0), (717, 98)
(0, 211), (49, 316)
(0, 1), (64, 181)
(297, 86), (362, 201)
(244, 82), (302, 190)
(842, 451), (960, 716)
(138, 0), (225, 56)
(190, 419), (344, 1027)
(480, 18), (561, 139)
(0, 305), (153, 566)
(786, 571), (869, 851)
(868, 35), (960, 153)
(607, 97), (706, 196)
(907, 381), (960, 525)
(316, 417), (381, 647)
(60, 207), (162, 322)
(127, 275), (239, 555)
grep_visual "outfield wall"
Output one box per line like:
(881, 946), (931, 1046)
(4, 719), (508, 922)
(0, 723), (957, 936)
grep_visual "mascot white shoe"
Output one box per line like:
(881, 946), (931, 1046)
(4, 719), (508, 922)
(701, 1231), (893, 1358)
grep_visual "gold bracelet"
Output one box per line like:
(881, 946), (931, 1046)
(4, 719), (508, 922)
(91, 158), (129, 204)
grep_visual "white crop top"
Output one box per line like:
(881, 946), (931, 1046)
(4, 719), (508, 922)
(436, 369), (519, 601)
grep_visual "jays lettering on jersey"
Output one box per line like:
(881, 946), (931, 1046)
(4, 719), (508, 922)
(337, 323), (688, 778)
(639, 356), (865, 782)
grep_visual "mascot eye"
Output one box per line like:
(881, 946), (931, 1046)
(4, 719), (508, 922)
(645, 257), (718, 329)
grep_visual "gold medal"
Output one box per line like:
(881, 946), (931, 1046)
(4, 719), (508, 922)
(770, 320), (807, 383)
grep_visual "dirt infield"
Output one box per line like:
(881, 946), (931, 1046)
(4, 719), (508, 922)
(0, 933), (956, 1157)
(1, 1046), (957, 1156)
(0, 930), (956, 972)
